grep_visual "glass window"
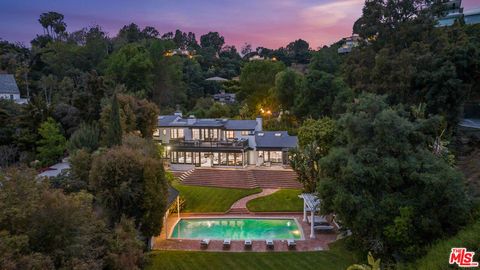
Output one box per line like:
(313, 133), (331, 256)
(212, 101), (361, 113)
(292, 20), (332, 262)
(170, 128), (184, 139)
(225, 130), (235, 139)
(220, 153), (227, 165)
(162, 129), (167, 135)
(228, 153), (235, 166)
(270, 151), (282, 163)
(185, 152), (192, 164)
(213, 153), (219, 165)
(241, 131), (250, 136)
(235, 152), (243, 166)
(178, 152), (185, 163)
(192, 129), (200, 140)
(153, 128), (160, 137)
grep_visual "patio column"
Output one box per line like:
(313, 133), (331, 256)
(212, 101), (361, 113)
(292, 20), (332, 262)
(164, 215), (168, 240)
(310, 208), (315, 239)
(303, 200), (307, 222)
(177, 196), (180, 219)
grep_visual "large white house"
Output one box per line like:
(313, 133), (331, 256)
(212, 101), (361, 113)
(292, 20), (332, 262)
(154, 112), (298, 169)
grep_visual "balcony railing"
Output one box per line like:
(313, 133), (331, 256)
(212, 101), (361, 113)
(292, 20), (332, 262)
(169, 139), (249, 149)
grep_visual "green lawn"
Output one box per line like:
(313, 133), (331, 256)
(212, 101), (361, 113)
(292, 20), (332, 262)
(145, 240), (357, 270)
(172, 181), (261, 212)
(247, 189), (303, 212)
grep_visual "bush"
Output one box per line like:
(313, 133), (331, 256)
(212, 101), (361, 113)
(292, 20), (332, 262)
(67, 122), (100, 154)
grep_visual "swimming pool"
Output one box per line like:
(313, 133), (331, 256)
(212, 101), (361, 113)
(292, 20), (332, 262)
(170, 218), (303, 240)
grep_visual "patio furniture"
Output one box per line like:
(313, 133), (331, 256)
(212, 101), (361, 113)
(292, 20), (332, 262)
(287, 239), (296, 249)
(223, 239), (231, 249)
(200, 239), (210, 248)
(244, 239), (252, 249)
(266, 239), (274, 250)
(307, 215), (328, 225)
(313, 222), (335, 232)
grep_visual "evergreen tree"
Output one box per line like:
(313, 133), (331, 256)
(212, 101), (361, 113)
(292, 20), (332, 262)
(105, 94), (122, 147)
(36, 117), (66, 166)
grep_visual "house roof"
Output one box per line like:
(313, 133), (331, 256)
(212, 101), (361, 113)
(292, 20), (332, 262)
(158, 115), (257, 130)
(205, 76), (228, 82)
(459, 118), (480, 129)
(0, 74), (20, 94)
(224, 120), (257, 130)
(255, 131), (298, 149)
(158, 115), (181, 126)
(167, 186), (179, 206)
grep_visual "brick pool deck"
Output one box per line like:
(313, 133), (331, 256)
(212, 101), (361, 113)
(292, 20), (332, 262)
(152, 213), (338, 252)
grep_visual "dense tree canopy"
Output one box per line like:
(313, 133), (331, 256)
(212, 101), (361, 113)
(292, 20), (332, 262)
(318, 94), (471, 261)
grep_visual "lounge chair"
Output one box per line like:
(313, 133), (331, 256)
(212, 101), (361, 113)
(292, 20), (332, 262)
(244, 239), (252, 249)
(314, 222), (335, 231)
(223, 239), (231, 249)
(287, 239), (296, 249)
(266, 239), (274, 250)
(200, 239), (210, 248)
(307, 215), (328, 225)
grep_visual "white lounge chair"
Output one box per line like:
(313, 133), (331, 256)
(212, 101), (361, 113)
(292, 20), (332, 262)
(314, 222), (335, 231)
(307, 215), (328, 225)
(223, 239), (231, 249)
(287, 239), (296, 249)
(200, 239), (210, 248)
(244, 239), (252, 249)
(266, 239), (274, 249)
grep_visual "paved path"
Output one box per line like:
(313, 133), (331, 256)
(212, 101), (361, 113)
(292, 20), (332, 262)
(229, 189), (278, 212)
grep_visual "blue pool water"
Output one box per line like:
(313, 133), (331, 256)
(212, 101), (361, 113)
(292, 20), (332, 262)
(170, 218), (302, 240)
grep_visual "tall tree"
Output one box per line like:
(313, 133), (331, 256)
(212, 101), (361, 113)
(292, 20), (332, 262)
(105, 94), (122, 147)
(36, 117), (66, 166)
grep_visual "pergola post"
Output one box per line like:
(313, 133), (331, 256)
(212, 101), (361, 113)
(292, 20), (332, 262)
(177, 196), (180, 219)
(310, 209), (315, 239)
(303, 200), (307, 222)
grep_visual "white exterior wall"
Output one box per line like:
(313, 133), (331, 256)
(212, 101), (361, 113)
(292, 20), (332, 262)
(0, 93), (20, 100)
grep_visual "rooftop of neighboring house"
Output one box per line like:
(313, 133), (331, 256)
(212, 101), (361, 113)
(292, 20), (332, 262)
(255, 131), (298, 149)
(158, 113), (259, 130)
(0, 74), (20, 94)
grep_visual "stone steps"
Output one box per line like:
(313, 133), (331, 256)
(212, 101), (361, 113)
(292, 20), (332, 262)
(179, 168), (301, 189)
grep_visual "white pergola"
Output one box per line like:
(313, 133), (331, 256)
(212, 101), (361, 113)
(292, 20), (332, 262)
(299, 193), (321, 239)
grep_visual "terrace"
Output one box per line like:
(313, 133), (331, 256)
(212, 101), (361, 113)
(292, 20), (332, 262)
(169, 138), (249, 150)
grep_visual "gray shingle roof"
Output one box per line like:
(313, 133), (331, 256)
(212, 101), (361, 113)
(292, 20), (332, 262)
(0, 74), (20, 94)
(255, 131), (298, 149)
(224, 120), (257, 130)
(158, 115), (181, 126)
(158, 115), (257, 130)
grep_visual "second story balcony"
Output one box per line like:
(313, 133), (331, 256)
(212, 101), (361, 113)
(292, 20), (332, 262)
(168, 138), (249, 151)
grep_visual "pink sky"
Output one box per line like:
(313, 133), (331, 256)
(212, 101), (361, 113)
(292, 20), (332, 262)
(1, 0), (479, 49)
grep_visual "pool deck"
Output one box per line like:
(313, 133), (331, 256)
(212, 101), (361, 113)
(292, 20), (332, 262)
(152, 213), (338, 252)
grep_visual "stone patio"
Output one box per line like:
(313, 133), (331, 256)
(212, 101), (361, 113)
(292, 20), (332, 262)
(152, 213), (338, 252)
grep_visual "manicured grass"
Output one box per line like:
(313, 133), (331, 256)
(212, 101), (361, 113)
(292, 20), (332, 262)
(172, 181), (261, 213)
(145, 240), (357, 270)
(247, 189), (303, 212)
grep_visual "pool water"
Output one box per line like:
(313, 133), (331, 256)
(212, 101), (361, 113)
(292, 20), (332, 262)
(170, 218), (302, 240)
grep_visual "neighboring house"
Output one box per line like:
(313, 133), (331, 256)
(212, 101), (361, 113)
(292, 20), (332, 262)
(37, 159), (71, 178)
(154, 112), (298, 169)
(337, 35), (360, 54)
(205, 76), (229, 82)
(213, 90), (236, 104)
(437, 0), (480, 26)
(0, 74), (27, 104)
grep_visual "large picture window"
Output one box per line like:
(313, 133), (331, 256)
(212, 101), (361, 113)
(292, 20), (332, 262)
(225, 130), (235, 140)
(170, 128), (184, 139)
(192, 129), (200, 140)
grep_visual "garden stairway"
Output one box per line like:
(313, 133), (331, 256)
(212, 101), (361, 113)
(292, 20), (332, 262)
(179, 168), (301, 189)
